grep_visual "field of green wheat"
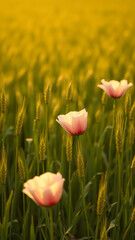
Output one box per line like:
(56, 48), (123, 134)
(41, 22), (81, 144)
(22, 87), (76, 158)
(0, 0), (135, 239)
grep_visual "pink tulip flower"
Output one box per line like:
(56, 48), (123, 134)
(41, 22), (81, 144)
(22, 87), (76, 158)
(97, 79), (133, 98)
(22, 172), (65, 207)
(56, 109), (88, 136)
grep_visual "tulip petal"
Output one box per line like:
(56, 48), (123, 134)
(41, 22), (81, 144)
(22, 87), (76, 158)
(98, 79), (133, 99)
(56, 109), (88, 135)
(109, 80), (120, 89)
(56, 119), (75, 135)
(72, 112), (87, 134)
(116, 83), (133, 98)
(43, 179), (65, 206)
(22, 172), (65, 207)
(97, 84), (116, 97)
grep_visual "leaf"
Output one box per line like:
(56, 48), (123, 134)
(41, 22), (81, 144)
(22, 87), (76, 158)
(40, 207), (50, 233)
(0, 223), (4, 240)
(84, 181), (92, 198)
(4, 126), (14, 138)
(3, 190), (13, 240)
(107, 202), (117, 215)
(107, 219), (117, 232)
(61, 209), (82, 240)
(22, 205), (30, 240)
(30, 216), (36, 240)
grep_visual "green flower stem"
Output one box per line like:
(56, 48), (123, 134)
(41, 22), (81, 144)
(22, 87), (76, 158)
(15, 136), (19, 189)
(80, 178), (90, 240)
(109, 99), (116, 169)
(100, 105), (105, 137)
(115, 153), (121, 238)
(34, 129), (39, 175)
(49, 207), (54, 240)
(95, 215), (100, 240)
(10, 135), (19, 240)
(2, 113), (5, 146)
(68, 161), (72, 226)
(23, 193), (25, 218)
(60, 133), (65, 175)
(122, 221), (132, 240)
(2, 184), (5, 220)
(123, 116), (127, 146)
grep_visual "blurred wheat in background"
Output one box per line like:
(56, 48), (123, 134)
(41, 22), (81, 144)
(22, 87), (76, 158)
(0, 0), (135, 239)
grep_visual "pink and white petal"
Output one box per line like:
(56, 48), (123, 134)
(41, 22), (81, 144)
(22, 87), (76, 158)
(101, 79), (110, 85)
(22, 188), (40, 205)
(23, 176), (39, 190)
(44, 179), (65, 206)
(97, 84), (116, 97)
(39, 172), (63, 187)
(72, 114), (86, 134)
(116, 84), (133, 98)
(57, 114), (72, 125)
(56, 119), (75, 135)
(80, 112), (88, 133)
(109, 80), (120, 89)
(120, 80), (128, 86)
(30, 187), (49, 206)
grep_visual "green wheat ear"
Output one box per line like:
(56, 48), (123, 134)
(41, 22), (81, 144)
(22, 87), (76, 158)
(44, 83), (51, 104)
(0, 147), (7, 185)
(131, 156), (135, 169)
(66, 135), (73, 163)
(39, 130), (46, 161)
(77, 149), (85, 179)
(17, 151), (25, 182)
(66, 82), (72, 102)
(0, 89), (7, 114)
(125, 93), (131, 116)
(16, 100), (26, 136)
(100, 216), (107, 240)
(97, 172), (107, 216)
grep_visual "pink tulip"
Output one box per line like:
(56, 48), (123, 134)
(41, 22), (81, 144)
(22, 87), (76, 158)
(56, 109), (88, 136)
(97, 79), (133, 98)
(22, 172), (65, 206)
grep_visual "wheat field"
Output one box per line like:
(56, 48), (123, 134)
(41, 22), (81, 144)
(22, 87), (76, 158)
(0, 0), (135, 239)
